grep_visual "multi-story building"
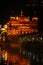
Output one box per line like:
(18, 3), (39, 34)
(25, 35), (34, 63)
(5, 10), (38, 36)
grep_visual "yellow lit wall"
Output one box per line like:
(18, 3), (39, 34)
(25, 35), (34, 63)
(6, 15), (38, 35)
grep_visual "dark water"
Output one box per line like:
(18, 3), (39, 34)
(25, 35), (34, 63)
(0, 40), (43, 65)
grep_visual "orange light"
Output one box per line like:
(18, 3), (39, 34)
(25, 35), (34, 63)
(32, 17), (38, 21)
(16, 16), (18, 20)
(5, 14), (38, 35)
(10, 17), (15, 20)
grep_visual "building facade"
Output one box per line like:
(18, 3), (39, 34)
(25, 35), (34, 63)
(5, 11), (38, 35)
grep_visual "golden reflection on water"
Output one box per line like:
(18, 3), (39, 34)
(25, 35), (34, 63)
(0, 42), (30, 65)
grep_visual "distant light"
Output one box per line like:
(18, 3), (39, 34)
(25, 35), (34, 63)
(23, 51), (25, 55)
(0, 24), (2, 28)
(4, 25), (7, 29)
(33, 54), (35, 60)
(41, 1), (43, 3)
(32, 17), (38, 21)
(32, 37), (35, 40)
(7, 22), (9, 25)
(10, 16), (15, 20)
(16, 16), (18, 20)
(4, 51), (8, 60)
(39, 37), (42, 40)
(28, 17), (30, 19)
(2, 51), (8, 61)
(1, 28), (5, 31)
(33, 4), (35, 6)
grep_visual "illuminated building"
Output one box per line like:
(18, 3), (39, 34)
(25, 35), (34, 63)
(5, 10), (38, 35)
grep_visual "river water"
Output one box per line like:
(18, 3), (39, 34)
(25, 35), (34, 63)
(0, 41), (31, 65)
(0, 36), (43, 65)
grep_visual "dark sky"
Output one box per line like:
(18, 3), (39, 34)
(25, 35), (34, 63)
(0, 0), (43, 32)
(0, 0), (27, 14)
(0, 0), (38, 22)
(0, 0), (28, 24)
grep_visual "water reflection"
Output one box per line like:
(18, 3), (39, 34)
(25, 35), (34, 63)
(0, 41), (43, 65)
(0, 42), (30, 65)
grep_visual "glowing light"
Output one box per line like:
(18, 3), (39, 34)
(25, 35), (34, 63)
(2, 50), (8, 60)
(4, 12), (38, 35)
(10, 17), (15, 20)
(32, 17), (38, 21)
(16, 16), (18, 20)
(4, 51), (8, 60)
(3, 36), (5, 41)
(1, 28), (5, 31)
(41, 1), (43, 3)
(32, 37), (35, 40)
(4, 25), (8, 29)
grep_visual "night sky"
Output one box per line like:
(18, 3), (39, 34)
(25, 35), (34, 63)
(0, 0), (43, 32)
(0, 0), (28, 23)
